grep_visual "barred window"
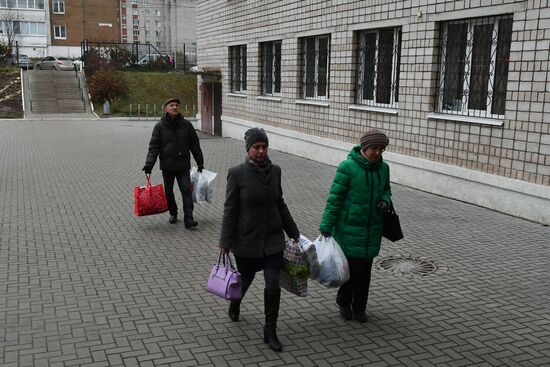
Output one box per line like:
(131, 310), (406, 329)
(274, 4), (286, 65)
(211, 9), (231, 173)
(260, 41), (281, 96)
(230, 45), (247, 93)
(437, 15), (512, 118)
(301, 34), (330, 100)
(356, 27), (401, 107)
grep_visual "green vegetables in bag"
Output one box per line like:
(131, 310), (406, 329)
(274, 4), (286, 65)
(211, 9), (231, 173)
(283, 263), (310, 280)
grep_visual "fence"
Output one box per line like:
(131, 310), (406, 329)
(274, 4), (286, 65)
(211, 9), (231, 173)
(80, 40), (197, 72)
(125, 103), (197, 118)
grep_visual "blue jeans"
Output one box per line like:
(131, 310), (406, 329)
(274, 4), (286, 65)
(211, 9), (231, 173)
(162, 169), (194, 220)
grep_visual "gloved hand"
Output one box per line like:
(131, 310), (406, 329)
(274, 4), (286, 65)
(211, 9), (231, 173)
(321, 231), (331, 238)
(197, 166), (204, 173)
(377, 200), (388, 215)
(142, 164), (153, 174)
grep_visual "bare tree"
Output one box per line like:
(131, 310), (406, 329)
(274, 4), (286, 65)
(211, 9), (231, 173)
(0, 7), (22, 58)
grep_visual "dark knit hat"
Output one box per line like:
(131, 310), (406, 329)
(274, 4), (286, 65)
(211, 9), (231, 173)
(360, 129), (389, 149)
(163, 97), (180, 108)
(244, 128), (269, 151)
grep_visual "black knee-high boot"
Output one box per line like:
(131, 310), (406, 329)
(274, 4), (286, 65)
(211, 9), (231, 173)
(228, 275), (253, 322)
(263, 288), (282, 352)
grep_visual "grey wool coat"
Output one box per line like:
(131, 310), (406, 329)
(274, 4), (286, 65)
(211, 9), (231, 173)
(219, 160), (300, 258)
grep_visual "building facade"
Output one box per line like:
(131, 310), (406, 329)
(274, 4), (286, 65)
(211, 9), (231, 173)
(120, 0), (195, 55)
(195, 0), (550, 225)
(0, 0), (48, 58)
(49, 0), (120, 57)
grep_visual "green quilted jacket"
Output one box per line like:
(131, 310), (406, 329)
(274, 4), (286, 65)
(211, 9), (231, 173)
(319, 145), (391, 258)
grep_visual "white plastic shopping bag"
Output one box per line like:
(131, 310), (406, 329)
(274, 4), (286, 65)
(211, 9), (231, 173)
(298, 235), (320, 281)
(313, 235), (350, 287)
(190, 167), (217, 203)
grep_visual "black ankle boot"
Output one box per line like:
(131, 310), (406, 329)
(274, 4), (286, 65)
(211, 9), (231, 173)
(228, 300), (240, 322)
(263, 289), (282, 352)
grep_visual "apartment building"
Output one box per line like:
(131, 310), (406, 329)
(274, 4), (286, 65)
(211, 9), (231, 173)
(120, 0), (195, 55)
(195, 0), (550, 225)
(49, 0), (120, 57)
(0, 0), (48, 57)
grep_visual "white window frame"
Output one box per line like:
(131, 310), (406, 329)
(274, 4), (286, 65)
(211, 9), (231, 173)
(53, 25), (66, 39)
(356, 27), (401, 108)
(52, 0), (64, 14)
(260, 40), (282, 96)
(437, 15), (513, 119)
(301, 34), (330, 100)
(230, 45), (247, 93)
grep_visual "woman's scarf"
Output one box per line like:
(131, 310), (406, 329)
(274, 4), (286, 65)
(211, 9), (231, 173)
(246, 155), (272, 175)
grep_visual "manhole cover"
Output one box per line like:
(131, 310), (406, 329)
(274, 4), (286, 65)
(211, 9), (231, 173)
(376, 256), (438, 276)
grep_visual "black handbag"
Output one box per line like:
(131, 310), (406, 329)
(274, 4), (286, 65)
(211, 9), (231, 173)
(382, 201), (404, 242)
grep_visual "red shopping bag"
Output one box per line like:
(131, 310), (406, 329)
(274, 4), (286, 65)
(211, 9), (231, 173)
(134, 174), (169, 216)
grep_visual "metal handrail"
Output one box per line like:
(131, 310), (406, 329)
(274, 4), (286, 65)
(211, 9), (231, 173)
(75, 65), (86, 111)
(26, 69), (33, 111)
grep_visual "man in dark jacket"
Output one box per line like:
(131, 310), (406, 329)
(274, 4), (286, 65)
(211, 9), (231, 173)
(143, 98), (204, 227)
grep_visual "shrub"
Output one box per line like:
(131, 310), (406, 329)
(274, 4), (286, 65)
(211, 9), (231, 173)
(88, 65), (128, 104)
(0, 42), (11, 63)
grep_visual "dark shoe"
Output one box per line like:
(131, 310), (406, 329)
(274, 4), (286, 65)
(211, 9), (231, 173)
(263, 325), (283, 352)
(168, 215), (177, 224)
(228, 301), (240, 322)
(184, 219), (198, 228)
(339, 305), (353, 321)
(354, 311), (367, 323)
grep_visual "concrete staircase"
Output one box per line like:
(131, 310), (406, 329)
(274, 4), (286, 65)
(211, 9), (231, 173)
(27, 70), (87, 114)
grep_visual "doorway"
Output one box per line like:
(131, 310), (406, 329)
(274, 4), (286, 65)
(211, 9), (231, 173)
(200, 82), (222, 136)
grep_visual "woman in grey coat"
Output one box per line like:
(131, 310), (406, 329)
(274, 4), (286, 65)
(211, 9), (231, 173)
(219, 128), (300, 352)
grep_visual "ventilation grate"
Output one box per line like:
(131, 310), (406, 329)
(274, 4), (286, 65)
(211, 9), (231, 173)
(376, 256), (438, 276)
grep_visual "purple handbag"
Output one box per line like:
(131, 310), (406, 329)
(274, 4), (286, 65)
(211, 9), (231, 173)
(206, 252), (242, 301)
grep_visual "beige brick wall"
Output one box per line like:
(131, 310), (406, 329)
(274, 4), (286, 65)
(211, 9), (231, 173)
(197, 0), (550, 186)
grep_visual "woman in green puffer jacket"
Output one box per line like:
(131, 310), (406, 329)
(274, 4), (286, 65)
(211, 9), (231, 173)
(319, 129), (391, 323)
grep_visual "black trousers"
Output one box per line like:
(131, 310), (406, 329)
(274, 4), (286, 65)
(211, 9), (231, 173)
(336, 257), (374, 313)
(162, 169), (194, 219)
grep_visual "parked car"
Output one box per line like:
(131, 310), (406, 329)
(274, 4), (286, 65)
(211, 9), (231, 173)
(137, 53), (173, 65)
(35, 56), (75, 71)
(9, 54), (33, 69)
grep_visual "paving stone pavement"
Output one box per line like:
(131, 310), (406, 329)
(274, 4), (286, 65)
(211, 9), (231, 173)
(0, 118), (549, 367)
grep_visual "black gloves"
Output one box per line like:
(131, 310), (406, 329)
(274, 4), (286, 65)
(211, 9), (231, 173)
(321, 231), (331, 238)
(142, 164), (153, 174)
(197, 166), (204, 173)
(377, 200), (388, 215)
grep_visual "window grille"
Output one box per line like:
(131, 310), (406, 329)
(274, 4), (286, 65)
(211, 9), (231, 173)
(260, 41), (281, 95)
(230, 45), (247, 92)
(356, 27), (401, 107)
(301, 35), (330, 100)
(437, 15), (512, 118)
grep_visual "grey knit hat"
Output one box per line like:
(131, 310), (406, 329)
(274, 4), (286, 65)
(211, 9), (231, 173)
(360, 129), (389, 149)
(163, 97), (180, 108)
(244, 128), (269, 151)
